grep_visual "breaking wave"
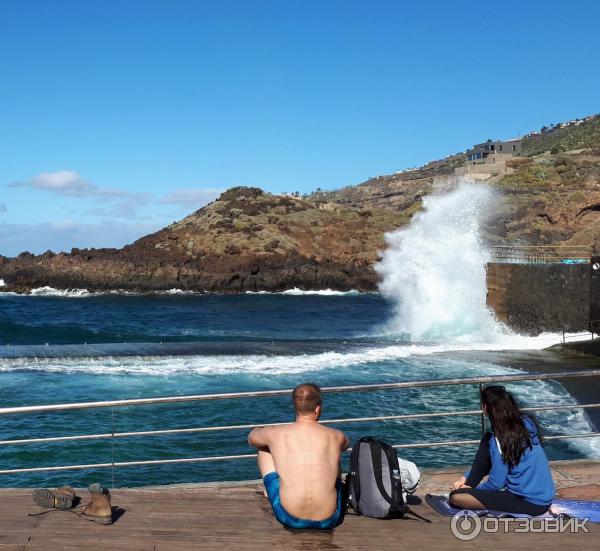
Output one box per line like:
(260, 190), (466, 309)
(0, 338), (576, 376)
(376, 181), (502, 340)
(1, 286), (363, 298)
(29, 286), (93, 297)
(245, 288), (362, 296)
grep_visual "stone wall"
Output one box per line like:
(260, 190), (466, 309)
(455, 163), (507, 176)
(486, 262), (591, 334)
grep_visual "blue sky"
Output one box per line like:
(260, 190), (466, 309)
(1, 0), (599, 256)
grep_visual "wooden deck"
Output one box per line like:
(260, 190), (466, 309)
(1, 460), (599, 550)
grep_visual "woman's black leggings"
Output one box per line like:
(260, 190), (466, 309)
(450, 432), (550, 516)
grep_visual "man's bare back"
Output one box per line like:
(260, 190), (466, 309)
(250, 420), (348, 519)
(248, 383), (349, 525)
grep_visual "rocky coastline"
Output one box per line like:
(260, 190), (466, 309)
(0, 187), (407, 293)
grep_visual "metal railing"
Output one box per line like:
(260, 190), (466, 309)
(490, 245), (591, 264)
(1, 370), (600, 477)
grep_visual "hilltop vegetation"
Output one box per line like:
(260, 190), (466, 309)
(492, 150), (600, 245)
(521, 115), (600, 156)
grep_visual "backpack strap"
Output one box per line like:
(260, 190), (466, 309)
(381, 442), (405, 512)
(348, 438), (364, 506)
(404, 506), (432, 523)
(369, 440), (393, 504)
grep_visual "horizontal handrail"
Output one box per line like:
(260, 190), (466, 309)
(2, 370), (600, 478)
(489, 244), (592, 264)
(2, 369), (600, 416)
(491, 245), (592, 249)
(2, 402), (600, 447)
(1, 433), (599, 475)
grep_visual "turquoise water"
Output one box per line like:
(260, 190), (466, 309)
(0, 292), (598, 488)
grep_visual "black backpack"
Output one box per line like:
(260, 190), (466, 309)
(346, 437), (406, 519)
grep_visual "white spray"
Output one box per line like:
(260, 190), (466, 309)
(376, 181), (505, 341)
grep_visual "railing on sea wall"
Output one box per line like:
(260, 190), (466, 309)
(1, 370), (600, 480)
(490, 245), (592, 264)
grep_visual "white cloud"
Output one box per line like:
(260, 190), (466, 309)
(9, 170), (153, 218)
(160, 188), (224, 209)
(10, 170), (151, 201)
(0, 203), (6, 213)
(0, 220), (162, 257)
(9, 172), (224, 219)
(11, 171), (95, 196)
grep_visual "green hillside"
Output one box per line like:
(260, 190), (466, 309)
(521, 115), (600, 156)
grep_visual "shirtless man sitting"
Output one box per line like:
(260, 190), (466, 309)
(247, 383), (349, 529)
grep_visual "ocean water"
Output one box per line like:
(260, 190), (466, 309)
(1, 183), (598, 488)
(1, 291), (598, 489)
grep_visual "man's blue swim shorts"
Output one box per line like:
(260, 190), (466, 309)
(263, 471), (344, 530)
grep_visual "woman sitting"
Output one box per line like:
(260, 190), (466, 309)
(450, 385), (555, 516)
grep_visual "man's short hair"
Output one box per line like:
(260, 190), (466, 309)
(292, 383), (322, 414)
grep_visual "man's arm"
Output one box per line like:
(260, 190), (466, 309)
(339, 430), (350, 452)
(248, 426), (272, 450)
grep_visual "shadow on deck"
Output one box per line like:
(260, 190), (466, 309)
(1, 460), (599, 550)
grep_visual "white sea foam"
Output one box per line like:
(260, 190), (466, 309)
(508, 382), (600, 456)
(376, 181), (503, 341)
(3, 286), (361, 297)
(1, 287), (205, 297)
(0, 341), (571, 377)
(282, 288), (360, 296)
(245, 288), (362, 296)
(28, 286), (92, 297)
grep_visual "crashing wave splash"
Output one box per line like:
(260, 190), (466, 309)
(376, 181), (506, 342)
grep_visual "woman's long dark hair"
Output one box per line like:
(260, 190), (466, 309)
(481, 386), (541, 468)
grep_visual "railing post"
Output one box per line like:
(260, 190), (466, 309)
(111, 406), (115, 489)
(479, 383), (485, 436)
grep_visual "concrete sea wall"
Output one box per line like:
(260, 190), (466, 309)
(486, 262), (592, 334)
